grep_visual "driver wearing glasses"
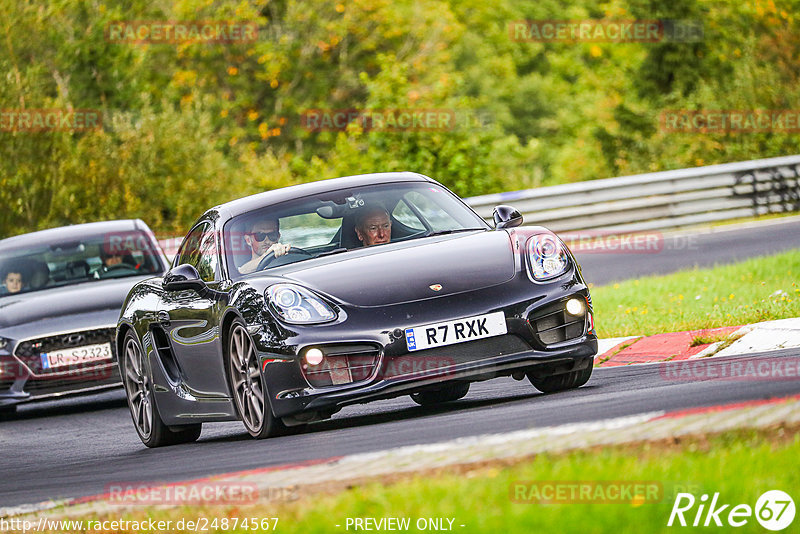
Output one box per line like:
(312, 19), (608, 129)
(239, 218), (292, 274)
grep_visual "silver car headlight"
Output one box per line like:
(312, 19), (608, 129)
(266, 284), (336, 324)
(527, 233), (570, 281)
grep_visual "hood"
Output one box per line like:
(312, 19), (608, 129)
(284, 231), (516, 307)
(0, 277), (150, 330)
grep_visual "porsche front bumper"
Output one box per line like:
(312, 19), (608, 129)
(254, 270), (597, 420)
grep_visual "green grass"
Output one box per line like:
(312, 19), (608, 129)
(689, 332), (731, 347)
(590, 249), (800, 338)
(61, 426), (799, 533)
(268, 429), (799, 534)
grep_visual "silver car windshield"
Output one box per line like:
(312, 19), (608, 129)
(0, 231), (163, 297)
(224, 181), (489, 278)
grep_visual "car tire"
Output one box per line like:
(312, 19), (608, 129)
(527, 365), (592, 393)
(122, 330), (202, 447)
(410, 382), (470, 406)
(226, 319), (286, 439)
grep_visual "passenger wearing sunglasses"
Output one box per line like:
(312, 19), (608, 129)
(239, 219), (292, 273)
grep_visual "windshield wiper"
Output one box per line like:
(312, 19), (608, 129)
(316, 247), (349, 258)
(424, 228), (486, 237)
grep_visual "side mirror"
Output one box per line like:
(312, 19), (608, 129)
(493, 205), (523, 229)
(163, 264), (206, 292)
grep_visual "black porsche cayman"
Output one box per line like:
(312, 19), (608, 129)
(116, 172), (597, 447)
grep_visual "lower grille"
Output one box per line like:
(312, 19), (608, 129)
(301, 344), (380, 388)
(14, 328), (117, 376)
(19, 370), (119, 393)
(384, 335), (531, 379)
(0, 366), (119, 396)
(529, 300), (586, 345)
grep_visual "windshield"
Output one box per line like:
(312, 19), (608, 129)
(224, 181), (489, 277)
(0, 230), (164, 297)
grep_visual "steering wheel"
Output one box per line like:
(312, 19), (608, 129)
(96, 263), (139, 279)
(255, 247), (312, 271)
(105, 263), (137, 271)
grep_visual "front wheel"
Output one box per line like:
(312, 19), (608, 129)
(122, 331), (201, 447)
(410, 382), (470, 406)
(227, 320), (286, 439)
(527, 365), (592, 394)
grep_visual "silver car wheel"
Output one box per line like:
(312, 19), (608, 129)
(229, 323), (265, 433)
(124, 334), (153, 439)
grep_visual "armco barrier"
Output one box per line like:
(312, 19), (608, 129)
(157, 156), (800, 258)
(464, 155), (800, 232)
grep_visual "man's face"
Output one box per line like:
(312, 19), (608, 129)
(356, 212), (392, 246)
(4, 272), (22, 293)
(246, 220), (280, 257)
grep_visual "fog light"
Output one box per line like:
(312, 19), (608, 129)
(565, 298), (585, 316)
(305, 348), (324, 366)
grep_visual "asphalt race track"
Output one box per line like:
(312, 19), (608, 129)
(2, 218), (800, 509)
(2, 349), (800, 508)
(576, 217), (800, 285)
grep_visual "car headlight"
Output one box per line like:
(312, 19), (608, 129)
(527, 233), (570, 281)
(266, 284), (336, 324)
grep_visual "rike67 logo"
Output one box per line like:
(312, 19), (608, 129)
(668, 490), (795, 530)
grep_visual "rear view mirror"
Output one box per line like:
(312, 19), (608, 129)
(163, 264), (206, 292)
(493, 205), (523, 229)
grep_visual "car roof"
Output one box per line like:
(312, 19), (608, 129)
(0, 220), (147, 251)
(211, 172), (435, 221)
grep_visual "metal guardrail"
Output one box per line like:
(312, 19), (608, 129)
(464, 155), (800, 232)
(158, 156), (800, 257)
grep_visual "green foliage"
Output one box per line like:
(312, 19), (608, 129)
(1, 0), (799, 237)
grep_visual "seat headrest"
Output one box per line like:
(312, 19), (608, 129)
(28, 260), (51, 289)
(65, 260), (89, 279)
